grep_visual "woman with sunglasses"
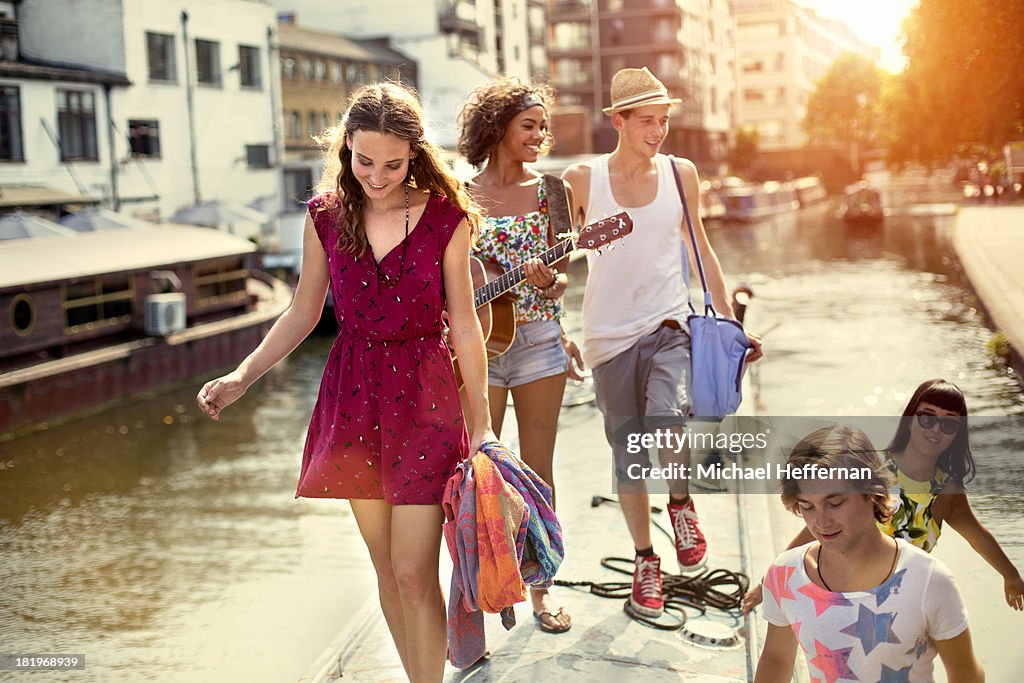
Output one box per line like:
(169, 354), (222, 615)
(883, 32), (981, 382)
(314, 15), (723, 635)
(743, 378), (1024, 613)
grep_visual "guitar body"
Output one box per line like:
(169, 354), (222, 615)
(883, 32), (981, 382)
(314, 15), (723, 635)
(470, 255), (517, 359)
(452, 257), (517, 390)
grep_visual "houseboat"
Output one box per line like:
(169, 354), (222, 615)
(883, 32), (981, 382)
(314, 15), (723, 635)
(721, 181), (800, 222)
(840, 182), (885, 224)
(793, 176), (828, 206)
(0, 224), (292, 436)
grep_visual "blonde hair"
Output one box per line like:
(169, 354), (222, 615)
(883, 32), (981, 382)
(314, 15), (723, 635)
(780, 425), (895, 523)
(315, 82), (480, 256)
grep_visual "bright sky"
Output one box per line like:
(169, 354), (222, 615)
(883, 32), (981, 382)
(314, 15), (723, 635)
(794, 0), (919, 73)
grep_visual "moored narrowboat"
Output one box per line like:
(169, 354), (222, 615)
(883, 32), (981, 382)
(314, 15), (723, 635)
(0, 225), (291, 436)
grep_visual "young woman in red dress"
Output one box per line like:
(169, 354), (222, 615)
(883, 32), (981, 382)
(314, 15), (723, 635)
(198, 82), (494, 682)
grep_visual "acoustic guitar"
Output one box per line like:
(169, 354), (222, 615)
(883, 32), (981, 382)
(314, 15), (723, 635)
(452, 212), (633, 385)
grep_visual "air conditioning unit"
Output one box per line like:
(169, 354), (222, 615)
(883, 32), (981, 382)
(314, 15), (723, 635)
(145, 293), (187, 336)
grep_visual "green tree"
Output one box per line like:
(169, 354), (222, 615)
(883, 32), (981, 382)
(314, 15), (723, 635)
(803, 53), (887, 151)
(890, 0), (1024, 166)
(728, 127), (760, 172)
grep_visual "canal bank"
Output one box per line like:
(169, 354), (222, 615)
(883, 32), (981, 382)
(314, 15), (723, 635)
(952, 206), (1024, 377)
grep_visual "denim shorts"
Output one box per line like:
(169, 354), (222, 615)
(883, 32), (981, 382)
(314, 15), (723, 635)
(488, 319), (569, 388)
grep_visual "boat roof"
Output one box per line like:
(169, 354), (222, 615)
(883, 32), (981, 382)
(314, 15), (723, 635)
(0, 225), (257, 290)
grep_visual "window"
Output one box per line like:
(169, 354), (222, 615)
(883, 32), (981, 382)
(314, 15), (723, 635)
(194, 259), (248, 306)
(0, 86), (23, 161)
(321, 111), (331, 130)
(57, 90), (98, 161)
(552, 22), (589, 50)
(314, 59), (327, 82)
(331, 61), (343, 84)
(286, 111), (301, 140)
(62, 276), (134, 332)
(10, 294), (35, 336)
(147, 32), (176, 82)
(301, 58), (313, 80)
(741, 56), (764, 73)
(195, 39), (221, 85)
(128, 119), (160, 158)
(742, 89), (765, 103)
(246, 144), (270, 169)
(281, 56), (297, 80)
(307, 111), (318, 137)
(238, 45), (261, 88)
(283, 168), (314, 213)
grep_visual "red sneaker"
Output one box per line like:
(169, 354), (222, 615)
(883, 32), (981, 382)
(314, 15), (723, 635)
(668, 497), (708, 572)
(630, 554), (664, 617)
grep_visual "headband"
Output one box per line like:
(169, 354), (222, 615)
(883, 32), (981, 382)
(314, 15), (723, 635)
(512, 92), (546, 114)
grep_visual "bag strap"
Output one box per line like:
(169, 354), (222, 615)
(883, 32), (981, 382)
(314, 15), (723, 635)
(668, 156), (714, 316)
(543, 173), (571, 247)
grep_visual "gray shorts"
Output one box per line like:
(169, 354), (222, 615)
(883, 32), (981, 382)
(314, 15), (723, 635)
(488, 320), (569, 388)
(592, 324), (692, 482)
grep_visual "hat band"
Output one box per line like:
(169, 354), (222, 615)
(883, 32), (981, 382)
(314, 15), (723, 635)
(610, 88), (671, 110)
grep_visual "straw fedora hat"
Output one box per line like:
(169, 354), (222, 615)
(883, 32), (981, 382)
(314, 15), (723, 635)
(602, 67), (681, 115)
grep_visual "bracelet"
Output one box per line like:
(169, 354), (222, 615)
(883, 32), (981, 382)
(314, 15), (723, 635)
(535, 273), (558, 290)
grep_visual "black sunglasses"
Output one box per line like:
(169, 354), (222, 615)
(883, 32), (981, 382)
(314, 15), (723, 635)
(915, 411), (962, 435)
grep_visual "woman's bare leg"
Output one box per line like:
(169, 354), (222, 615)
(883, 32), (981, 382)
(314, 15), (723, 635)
(510, 372), (571, 631)
(348, 498), (410, 676)
(390, 503), (448, 682)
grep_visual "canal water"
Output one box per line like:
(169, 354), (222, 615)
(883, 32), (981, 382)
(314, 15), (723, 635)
(1, 200), (1022, 681)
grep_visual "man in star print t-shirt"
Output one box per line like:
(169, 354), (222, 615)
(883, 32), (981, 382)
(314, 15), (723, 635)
(755, 425), (984, 683)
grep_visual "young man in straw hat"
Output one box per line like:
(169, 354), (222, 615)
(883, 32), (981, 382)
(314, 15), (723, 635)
(562, 67), (763, 618)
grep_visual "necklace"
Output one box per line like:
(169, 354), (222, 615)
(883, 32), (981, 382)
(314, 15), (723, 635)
(818, 537), (899, 592)
(373, 185), (410, 288)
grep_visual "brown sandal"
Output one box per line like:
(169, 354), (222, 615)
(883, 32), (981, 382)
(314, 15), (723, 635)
(533, 607), (572, 634)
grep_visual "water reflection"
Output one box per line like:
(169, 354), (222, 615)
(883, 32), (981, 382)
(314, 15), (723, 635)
(0, 338), (372, 682)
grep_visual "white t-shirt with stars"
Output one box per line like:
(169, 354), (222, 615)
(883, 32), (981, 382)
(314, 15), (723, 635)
(761, 539), (969, 683)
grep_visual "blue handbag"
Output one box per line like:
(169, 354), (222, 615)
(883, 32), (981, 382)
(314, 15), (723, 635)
(669, 157), (751, 420)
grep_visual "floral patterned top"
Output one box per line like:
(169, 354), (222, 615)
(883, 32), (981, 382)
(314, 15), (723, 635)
(877, 452), (950, 553)
(476, 179), (564, 323)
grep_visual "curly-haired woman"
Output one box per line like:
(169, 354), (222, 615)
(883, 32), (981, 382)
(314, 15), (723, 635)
(457, 78), (582, 634)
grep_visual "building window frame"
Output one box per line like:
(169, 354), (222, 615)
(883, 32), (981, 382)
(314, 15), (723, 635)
(285, 111), (301, 140)
(146, 31), (177, 83)
(57, 89), (99, 162)
(0, 85), (24, 161)
(127, 119), (161, 158)
(238, 44), (261, 88)
(194, 38), (222, 86)
(246, 144), (270, 169)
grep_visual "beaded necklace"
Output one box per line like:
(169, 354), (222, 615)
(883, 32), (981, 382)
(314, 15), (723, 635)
(373, 184), (410, 288)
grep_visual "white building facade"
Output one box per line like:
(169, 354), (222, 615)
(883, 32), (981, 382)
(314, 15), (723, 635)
(277, 0), (547, 149)
(3, 0), (280, 223)
(734, 0), (879, 150)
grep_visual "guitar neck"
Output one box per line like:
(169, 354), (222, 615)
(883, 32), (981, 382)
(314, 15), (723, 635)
(475, 238), (574, 308)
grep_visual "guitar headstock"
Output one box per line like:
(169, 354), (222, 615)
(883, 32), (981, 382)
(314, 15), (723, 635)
(572, 212), (633, 253)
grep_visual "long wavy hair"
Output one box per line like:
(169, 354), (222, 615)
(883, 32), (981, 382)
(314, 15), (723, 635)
(886, 378), (975, 484)
(457, 78), (555, 168)
(316, 82), (479, 256)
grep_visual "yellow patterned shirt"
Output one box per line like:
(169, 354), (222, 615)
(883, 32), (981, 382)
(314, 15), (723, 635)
(877, 453), (950, 553)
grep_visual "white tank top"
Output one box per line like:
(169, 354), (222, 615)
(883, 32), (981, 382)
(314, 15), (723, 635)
(581, 153), (689, 369)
